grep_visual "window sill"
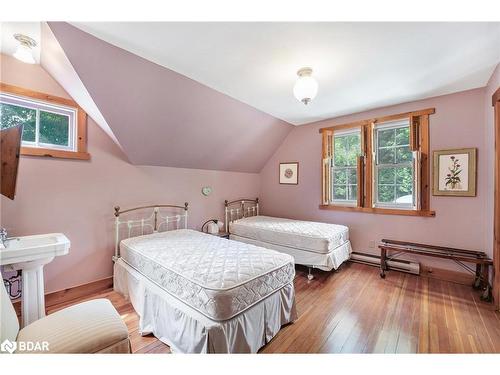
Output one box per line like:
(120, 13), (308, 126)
(21, 147), (91, 160)
(319, 204), (435, 217)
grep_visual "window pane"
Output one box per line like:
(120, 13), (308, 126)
(333, 185), (347, 200)
(396, 166), (413, 185)
(396, 146), (412, 163)
(347, 134), (360, 149)
(0, 102), (36, 142)
(333, 136), (347, 166)
(378, 148), (395, 164)
(377, 128), (395, 147)
(378, 167), (395, 184)
(395, 165), (413, 203)
(333, 169), (347, 184)
(378, 185), (395, 203)
(348, 185), (358, 201)
(334, 133), (360, 167)
(347, 168), (357, 184)
(39, 111), (69, 146)
(346, 134), (360, 165)
(332, 132), (361, 203)
(396, 185), (413, 200)
(395, 127), (409, 145)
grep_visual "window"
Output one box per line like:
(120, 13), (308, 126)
(0, 83), (89, 160)
(331, 129), (361, 205)
(374, 120), (414, 209)
(320, 108), (435, 217)
(1, 94), (76, 151)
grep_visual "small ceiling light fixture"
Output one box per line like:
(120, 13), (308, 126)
(13, 34), (37, 64)
(293, 67), (318, 105)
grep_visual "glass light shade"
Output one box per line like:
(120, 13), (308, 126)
(293, 74), (318, 105)
(14, 44), (36, 64)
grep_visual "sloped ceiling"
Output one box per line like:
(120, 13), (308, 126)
(40, 23), (121, 149)
(1, 22), (121, 152)
(47, 22), (293, 173)
(72, 22), (500, 125)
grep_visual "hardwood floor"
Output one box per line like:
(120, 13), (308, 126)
(46, 262), (500, 353)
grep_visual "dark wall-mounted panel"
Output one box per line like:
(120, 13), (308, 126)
(1, 125), (23, 200)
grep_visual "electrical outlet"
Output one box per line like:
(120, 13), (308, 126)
(368, 240), (375, 249)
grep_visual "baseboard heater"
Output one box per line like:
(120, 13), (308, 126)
(349, 251), (420, 275)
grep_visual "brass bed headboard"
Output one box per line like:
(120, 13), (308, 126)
(113, 203), (188, 261)
(224, 198), (259, 233)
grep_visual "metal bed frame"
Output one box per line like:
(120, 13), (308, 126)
(224, 198), (259, 233)
(224, 198), (317, 280)
(113, 203), (188, 261)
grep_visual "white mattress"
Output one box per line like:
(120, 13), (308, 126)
(230, 234), (352, 271)
(229, 215), (349, 254)
(119, 229), (295, 321)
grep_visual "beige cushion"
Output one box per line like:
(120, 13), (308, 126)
(17, 299), (130, 354)
(1, 273), (20, 343)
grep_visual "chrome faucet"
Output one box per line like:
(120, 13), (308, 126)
(0, 228), (8, 246)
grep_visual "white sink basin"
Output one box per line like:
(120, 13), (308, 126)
(0, 233), (70, 266)
(0, 233), (70, 327)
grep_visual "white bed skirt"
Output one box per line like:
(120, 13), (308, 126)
(113, 259), (297, 353)
(229, 235), (352, 272)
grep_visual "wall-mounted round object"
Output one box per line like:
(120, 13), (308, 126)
(201, 186), (213, 196)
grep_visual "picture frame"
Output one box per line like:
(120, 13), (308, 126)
(279, 162), (299, 185)
(432, 148), (477, 196)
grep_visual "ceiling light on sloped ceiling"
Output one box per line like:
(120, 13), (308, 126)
(293, 67), (318, 105)
(13, 34), (37, 64)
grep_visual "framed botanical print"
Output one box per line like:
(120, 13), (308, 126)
(432, 148), (477, 196)
(279, 162), (299, 185)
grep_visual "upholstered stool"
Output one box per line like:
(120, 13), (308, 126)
(1, 281), (131, 354)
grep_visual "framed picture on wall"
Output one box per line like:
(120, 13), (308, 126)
(432, 148), (477, 196)
(279, 162), (299, 185)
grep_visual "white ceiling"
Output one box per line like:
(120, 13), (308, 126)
(0, 22), (41, 63)
(72, 22), (500, 125)
(3, 23), (500, 125)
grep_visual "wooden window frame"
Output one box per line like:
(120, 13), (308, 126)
(492, 86), (500, 311)
(1, 82), (90, 160)
(319, 108), (435, 217)
(329, 127), (362, 206)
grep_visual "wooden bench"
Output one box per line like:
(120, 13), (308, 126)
(379, 239), (493, 301)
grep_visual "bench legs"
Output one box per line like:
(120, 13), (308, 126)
(473, 263), (482, 289)
(378, 242), (492, 303)
(475, 263), (493, 302)
(380, 248), (387, 278)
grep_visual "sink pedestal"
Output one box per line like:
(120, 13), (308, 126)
(4, 257), (55, 326)
(22, 265), (46, 326)
(0, 233), (70, 327)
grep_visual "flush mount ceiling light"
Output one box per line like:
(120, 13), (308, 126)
(13, 34), (37, 64)
(293, 67), (318, 105)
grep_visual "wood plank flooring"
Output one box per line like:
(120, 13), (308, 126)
(46, 262), (500, 353)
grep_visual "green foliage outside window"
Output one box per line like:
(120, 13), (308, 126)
(0, 102), (36, 141)
(376, 126), (413, 204)
(332, 133), (361, 201)
(0, 102), (69, 146)
(39, 111), (69, 146)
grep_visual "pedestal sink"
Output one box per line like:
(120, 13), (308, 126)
(0, 233), (70, 327)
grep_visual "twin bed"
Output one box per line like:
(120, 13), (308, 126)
(112, 199), (351, 353)
(225, 199), (352, 280)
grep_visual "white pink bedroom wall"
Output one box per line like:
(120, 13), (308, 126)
(2, 48), (498, 290)
(0, 53), (260, 293)
(259, 81), (497, 272)
(484, 63), (500, 254)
